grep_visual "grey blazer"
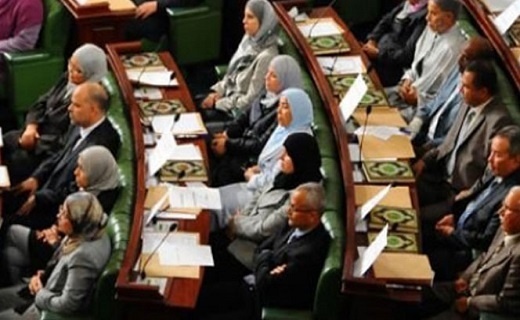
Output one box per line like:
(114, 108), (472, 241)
(462, 230), (520, 315)
(34, 234), (110, 314)
(423, 97), (512, 191)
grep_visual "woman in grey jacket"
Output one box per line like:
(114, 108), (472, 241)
(0, 192), (110, 319)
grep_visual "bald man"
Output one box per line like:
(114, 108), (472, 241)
(9, 82), (120, 229)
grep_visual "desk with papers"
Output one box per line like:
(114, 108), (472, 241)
(106, 42), (212, 320)
(273, 2), (430, 317)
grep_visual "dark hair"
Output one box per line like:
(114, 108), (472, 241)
(433, 0), (461, 19)
(464, 59), (498, 95)
(494, 125), (520, 156)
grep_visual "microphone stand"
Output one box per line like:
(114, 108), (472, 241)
(139, 222), (178, 280)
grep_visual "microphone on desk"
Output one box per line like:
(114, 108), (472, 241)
(357, 104), (373, 164)
(140, 222), (178, 280)
(306, 0), (338, 38)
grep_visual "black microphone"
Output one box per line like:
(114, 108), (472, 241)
(140, 222), (178, 280)
(358, 104), (373, 164)
(306, 0), (338, 38)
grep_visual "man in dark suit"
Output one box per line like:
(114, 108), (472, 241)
(254, 182), (331, 309)
(9, 82), (120, 229)
(413, 59), (513, 207)
(419, 186), (520, 319)
(422, 126), (520, 280)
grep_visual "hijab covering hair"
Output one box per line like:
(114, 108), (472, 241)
(66, 43), (107, 95)
(251, 55), (303, 122)
(78, 146), (120, 196)
(61, 191), (108, 255)
(272, 132), (322, 190)
(226, 0), (279, 83)
(257, 87), (313, 167)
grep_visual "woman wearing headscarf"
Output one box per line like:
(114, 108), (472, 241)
(2, 43), (107, 184)
(201, 0), (279, 122)
(1, 146), (120, 285)
(211, 132), (322, 273)
(210, 55), (303, 186)
(0, 192), (111, 318)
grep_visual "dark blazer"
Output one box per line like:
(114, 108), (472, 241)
(366, 1), (427, 85)
(461, 229), (520, 316)
(26, 119), (120, 228)
(423, 97), (513, 191)
(450, 168), (520, 251)
(254, 223), (330, 309)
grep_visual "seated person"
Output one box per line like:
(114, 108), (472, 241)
(409, 36), (494, 153)
(362, 0), (427, 86)
(412, 187), (520, 319)
(1, 145), (121, 285)
(196, 183), (330, 319)
(201, 0), (279, 122)
(385, 0), (465, 122)
(421, 126), (520, 280)
(217, 87), (314, 219)
(0, 192), (111, 319)
(126, 0), (202, 42)
(413, 60), (512, 207)
(211, 133), (322, 270)
(6, 82), (121, 230)
(210, 54), (303, 186)
(3, 43), (107, 185)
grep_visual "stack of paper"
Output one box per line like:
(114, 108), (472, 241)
(151, 113), (207, 137)
(317, 56), (366, 75)
(373, 252), (434, 286)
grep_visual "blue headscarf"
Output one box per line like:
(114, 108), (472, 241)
(257, 88), (313, 167)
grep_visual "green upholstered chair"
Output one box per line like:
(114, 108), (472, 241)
(2, 0), (71, 126)
(166, 0), (223, 66)
(40, 74), (135, 320)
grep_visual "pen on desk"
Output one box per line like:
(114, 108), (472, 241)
(177, 169), (186, 181)
(399, 127), (412, 135)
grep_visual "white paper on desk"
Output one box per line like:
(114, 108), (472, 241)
(339, 74), (367, 122)
(148, 132), (177, 176)
(355, 219), (368, 232)
(298, 19), (343, 37)
(159, 244), (214, 266)
(185, 182), (208, 188)
(348, 143), (364, 162)
(142, 232), (199, 253)
(134, 277), (168, 296)
(288, 6), (299, 18)
(134, 87), (163, 100)
(169, 144), (203, 161)
(126, 70), (178, 87)
(353, 224), (388, 277)
(354, 125), (406, 141)
(0, 166), (10, 188)
(156, 211), (198, 220)
(169, 186), (222, 210)
(172, 113), (207, 136)
(151, 115), (175, 134)
(317, 56), (365, 75)
(145, 191), (170, 226)
(483, 0), (517, 13)
(355, 184), (392, 221)
(493, 0), (520, 34)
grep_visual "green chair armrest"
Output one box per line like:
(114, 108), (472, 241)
(40, 311), (92, 320)
(214, 64), (228, 80)
(166, 6), (209, 18)
(3, 51), (52, 64)
(262, 308), (313, 320)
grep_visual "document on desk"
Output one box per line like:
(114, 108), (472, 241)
(483, 0), (517, 13)
(339, 74), (367, 122)
(355, 185), (412, 208)
(142, 232), (199, 253)
(356, 184), (392, 221)
(169, 185), (222, 210)
(159, 244), (214, 267)
(134, 87), (163, 100)
(169, 144), (203, 161)
(493, 0), (520, 34)
(147, 132), (177, 176)
(126, 69), (178, 87)
(171, 113), (207, 136)
(297, 18), (343, 37)
(317, 56), (365, 75)
(354, 224), (388, 277)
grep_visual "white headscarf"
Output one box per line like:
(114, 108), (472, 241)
(66, 43), (107, 95)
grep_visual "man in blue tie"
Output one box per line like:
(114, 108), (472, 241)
(422, 125), (520, 280)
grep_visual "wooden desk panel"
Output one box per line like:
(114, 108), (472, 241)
(273, 1), (422, 308)
(107, 42), (209, 319)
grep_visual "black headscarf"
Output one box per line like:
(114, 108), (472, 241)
(272, 132), (322, 190)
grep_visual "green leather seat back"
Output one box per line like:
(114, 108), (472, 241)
(41, 0), (71, 56)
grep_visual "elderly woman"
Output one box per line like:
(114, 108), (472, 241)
(201, 0), (279, 122)
(210, 54), (303, 186)
(217, 88), (314, 220)
(0, 192), (110, 319)
(1, 146), (120, 285)
(2, 43), (107, 184)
